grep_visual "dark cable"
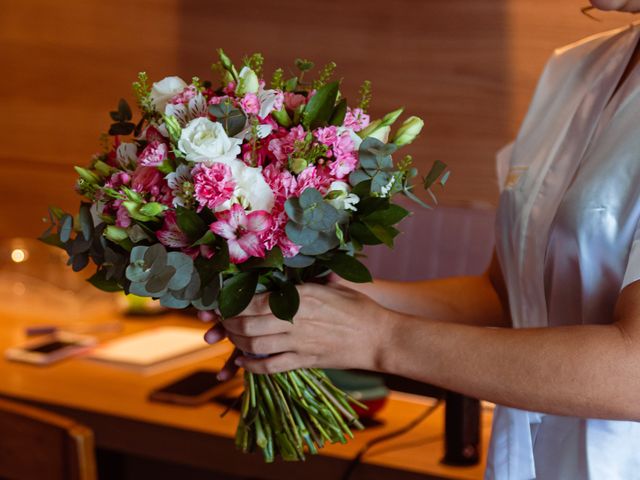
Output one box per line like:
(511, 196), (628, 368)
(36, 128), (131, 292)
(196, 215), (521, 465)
(340, 397), (444, 480)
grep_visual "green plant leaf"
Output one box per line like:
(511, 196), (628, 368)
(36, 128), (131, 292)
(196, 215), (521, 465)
(218, 271), (259, 319)
(191, 230), (216, 247)
(139, 202), (167, 217)
(302, 81), (339, 129)
(365, 223), (399, 248)
(363, 204), (410, 226)
(269, 278), (299, 322)
(423, 160), (448, 190)
(329, 98), (348, 126)
(240, 247), (284, 270)
(87, 270), (123, 292)
(79, 203), (94, 240)
(59, 214), (73, 243)
(324, 252), (372, 283)
(283, 254), (315, 268)
(166, 251), (194, 291)
(176, 206), (207, 241)
(208, 101), (247, 137)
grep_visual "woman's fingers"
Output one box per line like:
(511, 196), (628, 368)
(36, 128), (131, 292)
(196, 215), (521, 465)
(236, 352), (306, 374)
(204, 322), (226, 344)
(227, 332), (292, 356)
(241, 293), (272, 316)
(223, 314), (293, 336)
(217, 348), (241, 381)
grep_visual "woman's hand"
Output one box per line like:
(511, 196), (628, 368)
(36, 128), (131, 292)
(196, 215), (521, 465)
(204, 282), (397, 379)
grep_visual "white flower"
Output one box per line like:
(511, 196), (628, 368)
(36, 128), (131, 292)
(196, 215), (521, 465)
(258, 88), (283, 118)
(116, 142), (138, 168)
(178, 117), (242, 164)
(236, 66), (260, 95)
(164, 91), (208, 126)
(150, 76), (188, 111)
(228, 161), (275, 213)
(326, 181), (360, 211)
(166, 164), (193, 208)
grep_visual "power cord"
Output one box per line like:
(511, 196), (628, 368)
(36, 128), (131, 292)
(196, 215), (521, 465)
(340, 397), (444, 480)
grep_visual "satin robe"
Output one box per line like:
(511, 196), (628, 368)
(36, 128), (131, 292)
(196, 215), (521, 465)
(487, 23), (640, 479)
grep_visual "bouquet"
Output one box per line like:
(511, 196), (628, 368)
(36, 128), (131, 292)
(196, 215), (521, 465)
(40, 50), (448, 462)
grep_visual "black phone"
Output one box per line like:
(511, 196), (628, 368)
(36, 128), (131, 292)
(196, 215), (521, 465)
(149, 369), (225, 406)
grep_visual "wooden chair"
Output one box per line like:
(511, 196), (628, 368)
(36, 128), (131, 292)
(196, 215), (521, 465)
(0, 397), (97, 480)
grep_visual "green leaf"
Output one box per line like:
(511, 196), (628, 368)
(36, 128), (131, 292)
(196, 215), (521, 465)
(285, 222), (319, 246)
(365, 223), (399, 248)
(423, 160), (448, 190)
(269, 279), (300, 321)
(349, 222), (382, 245)
(191, 230), (216, 247)
(283, 254), (315, 268)
(176, 206), (207, 241)
(329, 98), (348, 126)
(302, 81), (339, 129)
(240, 247), (284, 270)
(105, 225), (129, 243)
(160, 292), (191, 309)
(79, 203), (94, 240)
(363, 204), (410, 226)
(325, 252), (372, 283)
(139, 202), (167, 217)
(87, 270), (123, 292)
(299, 230), (339, 255)
(218, 272), (259, 319)
(271, 108), (292, 127)
(208, 101), (247, 137)
(284, 76), (298, 92)
(146, 266), (175, 294)
(59, 214), (73, 243)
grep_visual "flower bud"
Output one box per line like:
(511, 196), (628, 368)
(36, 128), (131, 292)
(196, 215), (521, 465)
(289, 157), (308, 174)
(380, 107), (404, 127)
(392, 116), (424, 146)
(368, 125), (390, 143)
(236, 67), (260, 96)
(357, 119), (382, 139)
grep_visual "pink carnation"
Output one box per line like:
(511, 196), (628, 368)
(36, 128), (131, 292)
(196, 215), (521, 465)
(329, 154), (358, 179)
(267, 125), (307, 163)
(314, 126), (339, 146)
(263, 207), (301, 258)
(343, 107), (370, 132)
(208, 95), (230, 105)
(138, 141), (168, 167)
(192, 163), (236, 212)
(240, 93), (260, 115)
(296, 165), (332, 195)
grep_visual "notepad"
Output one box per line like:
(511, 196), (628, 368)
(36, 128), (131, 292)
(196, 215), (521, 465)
(87, 326), (231, 374)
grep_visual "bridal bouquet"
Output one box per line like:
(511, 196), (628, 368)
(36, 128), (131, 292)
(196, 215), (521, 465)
(40, 50), (448, 462)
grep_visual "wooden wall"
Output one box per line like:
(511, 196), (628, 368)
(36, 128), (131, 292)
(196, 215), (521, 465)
(0, 0), (633, 239)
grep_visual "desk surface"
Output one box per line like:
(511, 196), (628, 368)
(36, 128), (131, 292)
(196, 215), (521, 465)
(0, 309), (491, 480)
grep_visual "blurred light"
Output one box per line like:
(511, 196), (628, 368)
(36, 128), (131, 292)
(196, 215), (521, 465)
(10, 248), (28, 263)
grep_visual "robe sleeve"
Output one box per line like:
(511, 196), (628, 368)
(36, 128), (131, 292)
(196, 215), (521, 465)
(621, 219), (640, 290)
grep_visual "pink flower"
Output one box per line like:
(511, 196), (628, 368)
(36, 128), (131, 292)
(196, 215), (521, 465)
(208, 95), (230, 105)
(210, 204), (272, 264)
(329, 153), (358, 179)
(157, 211), (190, 248)
(132, 166), (164, 196)
(263, 207), (301, 258)
(192, 163), (236, 212)
(267, 125), (307, 163)
(343, 107), (370, 132)
(314, 126), (339, 146)
(296, 165), (332, 195)
(283, 92), (306, 111)
(138, 141), (168, 167)
(169, 85), (198, 105)
(115, 202), (131, 228)
(240, 93), (260, 115)
(262, 164), (298, 203)
(141, 125), (165, 144)
(105, 171), (131, 189)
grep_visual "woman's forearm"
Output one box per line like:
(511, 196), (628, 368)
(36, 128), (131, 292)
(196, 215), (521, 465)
(380, 314), (640, 420)
(343, 275), (510, 328)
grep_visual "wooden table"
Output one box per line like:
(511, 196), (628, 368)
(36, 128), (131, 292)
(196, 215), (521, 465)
(0, 309), (491, 480)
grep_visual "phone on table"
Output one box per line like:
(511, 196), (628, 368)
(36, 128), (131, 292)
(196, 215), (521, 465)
(5, 332), (97, 365)
(149, 369), (229, 406)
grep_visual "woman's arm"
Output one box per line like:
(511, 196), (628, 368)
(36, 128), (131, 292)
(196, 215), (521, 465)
(214, 280), (640, 421)
(335, 251), (511, 328)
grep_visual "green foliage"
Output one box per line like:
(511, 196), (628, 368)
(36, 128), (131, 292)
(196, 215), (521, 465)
(218, 271), (259, 319)
(132, 71), (154, 114)
(269, 277), (299, 321)
(295, 58), (315, 73)
(302, 81), (340, 130)
(324, 252), (372, 283)
(108, 99), (135, 136)
(312, 61), (337, 90)
(175, 206), (207, 242)
(358, 80), (372, 112)
(270, 68), (285, 90)
(329, 98), (348, 126)
(208, 100), (247, 137)
(348, 137), (398, 194)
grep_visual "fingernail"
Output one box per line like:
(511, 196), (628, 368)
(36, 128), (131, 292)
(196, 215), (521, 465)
(217, 371), (229, 381)
(234, 357), (244, 367)
(204, 330), (220, 344)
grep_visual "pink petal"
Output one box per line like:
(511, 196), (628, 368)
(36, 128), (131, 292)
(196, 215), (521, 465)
(229, 203), (247, 230)
(228, 239), (250, 264)
(210, 220), (235, 240)
(237, 232), (265, 258)
(246, 210), (272, 234)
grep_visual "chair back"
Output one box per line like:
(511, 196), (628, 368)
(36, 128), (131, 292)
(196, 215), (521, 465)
(0, 397), (97, 480)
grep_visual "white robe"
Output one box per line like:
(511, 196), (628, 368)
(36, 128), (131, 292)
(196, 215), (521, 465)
(487, 22), (640, 479)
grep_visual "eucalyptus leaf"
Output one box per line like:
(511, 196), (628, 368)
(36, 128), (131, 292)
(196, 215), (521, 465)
(166, 251), (194, 291)
(146, 266), (175, 294)
(283, 254), (315, 268)
(160, 292), (191, 309)
(59, 214), (73, 243)
(423, 160), (448, 190)
(299, 231), (339, 256)
(79, 203), (93, 240)
(208, 101), (247, 137)
(285, 222), (319, 246)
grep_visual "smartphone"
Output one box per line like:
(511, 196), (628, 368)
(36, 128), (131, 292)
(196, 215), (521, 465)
(5, 332), (97, 365)
(149, 369), (228, 406)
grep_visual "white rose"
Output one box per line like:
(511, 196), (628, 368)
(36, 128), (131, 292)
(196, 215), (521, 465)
(150, 76), (188, 111)
(229, 161), (275, 213)
(214, 160), (274, 213)
(178, 117), (242, 164)
(326, 181), (359, 211)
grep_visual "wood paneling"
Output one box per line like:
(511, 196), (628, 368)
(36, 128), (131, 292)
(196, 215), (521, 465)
(0, 0), (636, 239)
